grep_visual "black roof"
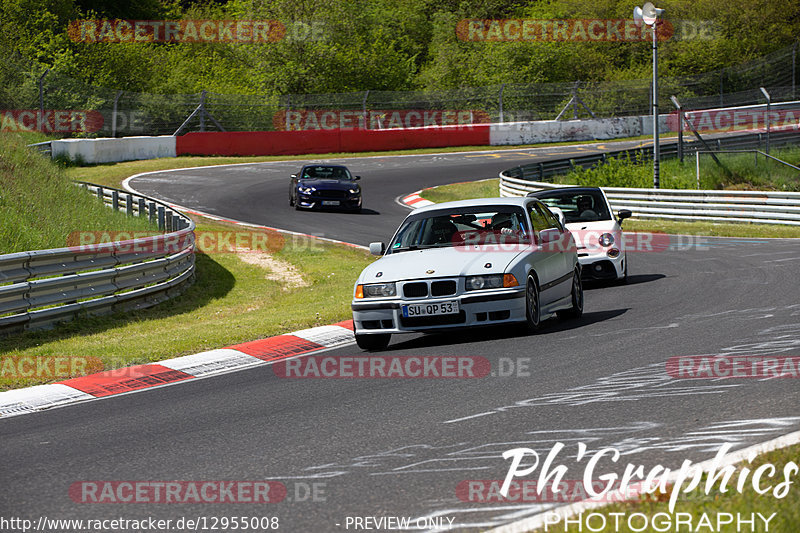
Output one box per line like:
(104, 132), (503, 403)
(300, 164), (350, 170)
(526, 187), (602, 198)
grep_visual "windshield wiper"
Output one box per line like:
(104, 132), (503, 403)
(391, 243), (452, 252)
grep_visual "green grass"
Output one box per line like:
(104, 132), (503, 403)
(0, 133), (154, 254)
(558, 146), (800, 191)
(536, 443), (800, 533)
(0, 216), (373, 390)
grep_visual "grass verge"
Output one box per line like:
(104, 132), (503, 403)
(559, 146), (800, 191)
(0, 216), (373, 390)
(0, 133), (155, 254)
(418, 179), (800, 238)
(536, 442), (800, 533)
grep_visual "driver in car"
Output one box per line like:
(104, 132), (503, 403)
(576, 195), (599, 221)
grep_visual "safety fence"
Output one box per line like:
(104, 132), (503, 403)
(0, 184), (195, 335)
(499, 130), (800, 225)
(5, 43), (797, 136)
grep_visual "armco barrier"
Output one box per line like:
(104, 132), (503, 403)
(499, 129), (800, 225)
(176, 125), (491, 156)
(0, 184), (195, 335)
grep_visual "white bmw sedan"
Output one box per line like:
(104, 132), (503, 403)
(528, 187), (631, 282)
(351, 197), (583, 351)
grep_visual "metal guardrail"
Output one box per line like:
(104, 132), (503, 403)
(501, 129), (800, 182)
(27, 141), (52, 157)
(499, 129), (800, 225)
(0, 184), (196, 335)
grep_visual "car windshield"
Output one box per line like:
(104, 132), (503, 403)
(538, 191), (611, 223)
(387, 206), (530, 253)
(301, 166), (353, 180)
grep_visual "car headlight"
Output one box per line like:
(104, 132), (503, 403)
(349, 188), (360, 194)
(298, 186), (315, 194)
(356, 282), (396, 298)
(598, 233), (615, 247)
(465, 274), (518, 291)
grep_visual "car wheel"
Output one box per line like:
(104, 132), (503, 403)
(557, 269), (584, 320)
(355, 333), (391, 351)
(524, 274), (542, 333)
(289, 194), (295, 206)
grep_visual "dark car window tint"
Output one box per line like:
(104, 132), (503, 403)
(389, 207), (529, 252)
(528, 204), (550, 234)
(539, 192), (611, 223)
(302, 166), (352, 180)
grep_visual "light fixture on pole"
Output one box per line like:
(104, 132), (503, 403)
(634, 2), (665, 189)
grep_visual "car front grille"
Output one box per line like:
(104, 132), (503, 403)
(431, 280), (457, 296)
(403, 282), (428, 298)
(312, 190), (348, 199)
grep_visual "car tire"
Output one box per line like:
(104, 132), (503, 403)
(289, 194), (295, 206)
(524, 274), (542, 333)
(355, 333), (391, 351)
(557, 269), (584, 320)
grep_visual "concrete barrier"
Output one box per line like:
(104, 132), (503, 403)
(51, 136), (176, 164)
(489, 115), (671, 145)
(45, 113), (679, 163)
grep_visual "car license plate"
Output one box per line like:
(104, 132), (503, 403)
(402, 301), (459, 317)
(322, 200), (340, 206)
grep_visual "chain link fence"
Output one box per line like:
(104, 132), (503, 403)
(3, 42), (797, 137)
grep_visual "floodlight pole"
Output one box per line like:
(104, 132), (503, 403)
(651, 22), (660, 188)
(637, 3), (664, 188)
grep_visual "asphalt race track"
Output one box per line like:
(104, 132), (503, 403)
(2, 139), (800, 532)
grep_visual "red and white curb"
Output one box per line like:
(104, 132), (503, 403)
(0, 321), (356, 419)
(399, 189), (436, 209)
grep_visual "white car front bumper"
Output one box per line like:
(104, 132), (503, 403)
(352, 288), (526, 335)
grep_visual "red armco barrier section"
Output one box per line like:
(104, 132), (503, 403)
(176, 125), (491, 156)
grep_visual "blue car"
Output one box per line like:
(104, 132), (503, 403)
(289, 164), (362, 212)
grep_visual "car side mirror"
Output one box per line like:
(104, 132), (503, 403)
(354, 176), (361, 180)
(549, 207), (567, 228)
(618, 209), (632, 224)
(369, 242), (385, 256)
(538, 228), (560, 244)
(291, 174), (297, 179)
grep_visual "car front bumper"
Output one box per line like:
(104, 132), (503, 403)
(297, 193), (361, 210)
(352, 288), (526, 334)
(577, 249), (625, 280)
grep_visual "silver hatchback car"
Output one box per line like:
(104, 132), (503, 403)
(351, 198), (583, 351)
